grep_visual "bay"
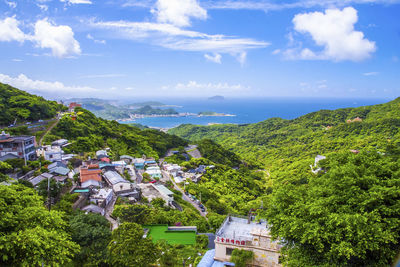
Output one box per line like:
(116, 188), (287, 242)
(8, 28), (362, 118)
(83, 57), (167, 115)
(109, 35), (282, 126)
(120, 97), (390, 129)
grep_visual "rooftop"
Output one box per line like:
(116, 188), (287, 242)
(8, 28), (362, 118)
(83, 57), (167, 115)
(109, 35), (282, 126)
(216, 216), (270, 241)
(103, 170), (128, 185)
(155, 184), (174, 196)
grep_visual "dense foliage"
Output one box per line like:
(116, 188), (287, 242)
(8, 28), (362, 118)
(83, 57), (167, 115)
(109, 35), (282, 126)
(0, 185), (79, 266)
(170, 98), (400, 265)
(0, 82), (65, 125)
(108, 222), (159, 267)
(264, 151), (400, 266)
(196, 139), (242, 167)
(231, 249), (254, 267)
(46, 107), (187, 159)
(70, 212), (111, 266)
(169, 98), (400, 169)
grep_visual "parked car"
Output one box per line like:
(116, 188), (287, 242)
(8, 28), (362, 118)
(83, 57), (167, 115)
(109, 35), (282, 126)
(200, 207), (206, 212)
(25, 122), (31, 125)
(184, 191), (189, 195)
(38, 119), (43, 122)
(149, 180), (157, 184)
(199, 204), (204, 208)
(8, 124), (14, 127)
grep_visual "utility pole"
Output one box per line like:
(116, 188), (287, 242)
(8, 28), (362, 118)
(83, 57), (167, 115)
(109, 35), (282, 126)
(48, 176), (51, 211)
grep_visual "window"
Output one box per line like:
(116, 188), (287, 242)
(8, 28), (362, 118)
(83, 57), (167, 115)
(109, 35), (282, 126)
(226, 247), (234, 256)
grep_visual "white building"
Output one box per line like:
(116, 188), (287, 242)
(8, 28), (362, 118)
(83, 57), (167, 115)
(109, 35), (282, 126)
(90, 188), (113, 207)
(103, 170), (134, 195)
(214, 216), (281, 267)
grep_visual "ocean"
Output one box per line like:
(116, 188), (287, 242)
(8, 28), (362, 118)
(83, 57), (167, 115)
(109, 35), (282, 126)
(119, 97), (391, 129)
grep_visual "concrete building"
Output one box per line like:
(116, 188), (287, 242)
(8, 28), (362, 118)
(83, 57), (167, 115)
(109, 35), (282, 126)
(214, 216), (281, 267)
(0, 131), (36, 162)
(103, 170), (136, 195)
(90, 188), (113, 207)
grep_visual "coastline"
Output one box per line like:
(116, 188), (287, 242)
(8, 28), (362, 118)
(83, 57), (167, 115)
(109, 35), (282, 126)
(116, 112), (236, 123)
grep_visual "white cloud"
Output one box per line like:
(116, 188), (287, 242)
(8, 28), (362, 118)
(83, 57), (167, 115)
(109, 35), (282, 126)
(12, 58), (23, 62)
(162, 80), (250, 96)
(60, 0), (92, 4)
(0, 73), (98, 95)
(363, 71), (379, 76)
(33, 19), (81, 58)
(90, 19), (269, 61)
(271, 49), (281, 55)
(288, 7), (376, 61)
(204, 0), (400, 11)
(153, 0), (207, 27)
(87, 34), (106, 44)
(5, 1), (17, 8)
(0, 17), (26, 42)
(204, 53), (222, 63)
(0, 17), (81, 58)
(37, 4), (49, 11)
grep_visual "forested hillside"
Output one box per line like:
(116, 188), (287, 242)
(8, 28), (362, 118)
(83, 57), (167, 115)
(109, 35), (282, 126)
(45, 107), (187, 160)
(170, 97), (400, 266)
(170, 98), (400, 169)
(0, 83), (65, 126)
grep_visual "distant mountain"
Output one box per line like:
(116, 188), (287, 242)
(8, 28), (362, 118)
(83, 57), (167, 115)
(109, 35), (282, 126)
(124, 101), (165, 109)
(0, 82), (66, 126)
(208, 95), (225, 101)
(132, 105), (178, 115)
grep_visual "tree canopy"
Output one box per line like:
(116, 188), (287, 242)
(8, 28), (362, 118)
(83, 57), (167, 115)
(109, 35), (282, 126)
(263, 151), (400, 266)
(0, 82), (65, 125)
(108, 222), (159, 267)
(0, 185), (79, 266)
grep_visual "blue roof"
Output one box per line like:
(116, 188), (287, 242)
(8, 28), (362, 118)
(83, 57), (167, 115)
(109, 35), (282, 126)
(196, 249), (235, 267)
(197, 249), (215, 267)
(145, 160), (157, 164)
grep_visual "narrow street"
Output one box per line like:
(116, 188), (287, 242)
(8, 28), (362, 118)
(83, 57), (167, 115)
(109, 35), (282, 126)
(105, 196), (119, 230)
(162, 170), (208, 218)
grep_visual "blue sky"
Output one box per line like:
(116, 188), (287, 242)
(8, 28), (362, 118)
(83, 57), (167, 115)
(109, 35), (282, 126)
(0, 0), (399, 99)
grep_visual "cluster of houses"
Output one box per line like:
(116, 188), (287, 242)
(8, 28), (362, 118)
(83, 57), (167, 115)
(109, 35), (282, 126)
(0, 132), (178, 218)
(162, 163), (213, 184)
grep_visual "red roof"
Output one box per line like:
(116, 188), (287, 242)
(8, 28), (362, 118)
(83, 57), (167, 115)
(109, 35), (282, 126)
(80, 168), (102, 183)
(69, 102), (81, 109)
(100, 157), (110, 163)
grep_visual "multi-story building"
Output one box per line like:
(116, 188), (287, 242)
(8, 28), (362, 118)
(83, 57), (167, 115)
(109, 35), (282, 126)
(214, 215), (281, 267)
(0, 131), (36, 162)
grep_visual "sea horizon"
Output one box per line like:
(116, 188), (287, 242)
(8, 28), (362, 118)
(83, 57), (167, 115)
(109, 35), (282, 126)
(119, 97), (391, 129)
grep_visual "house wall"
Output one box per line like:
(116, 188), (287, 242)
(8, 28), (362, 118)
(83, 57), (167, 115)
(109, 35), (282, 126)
(214, 240), (280, 267)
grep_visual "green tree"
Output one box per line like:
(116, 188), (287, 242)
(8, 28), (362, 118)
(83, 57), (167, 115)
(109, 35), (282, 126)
(112, 204), (151, 224)
(264, 152), (400, 266)
(151, 197), (166, 208)
(37, 178), (62, 199)
(108, 222), (159, 267)
(231, 249), (254, 267)
(70, 212), (111, 266)
(0, 184), (79, 266)
(157, 240), (179, 267)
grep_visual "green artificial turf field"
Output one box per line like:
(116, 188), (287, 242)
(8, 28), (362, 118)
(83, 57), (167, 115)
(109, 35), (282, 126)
(144, 225), (196, 245)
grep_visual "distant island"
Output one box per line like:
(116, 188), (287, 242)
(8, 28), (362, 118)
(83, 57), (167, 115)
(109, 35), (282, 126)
(132, 105), (179, 115)
(208, 95), (225, 101)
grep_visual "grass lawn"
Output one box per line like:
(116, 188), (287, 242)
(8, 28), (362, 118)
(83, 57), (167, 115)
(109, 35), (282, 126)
(144, 225), (196, 245)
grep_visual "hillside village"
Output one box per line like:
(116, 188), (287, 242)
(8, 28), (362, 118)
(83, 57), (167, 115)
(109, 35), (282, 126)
(0, 120), (282, 266)
(2, 84), (400, 266)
